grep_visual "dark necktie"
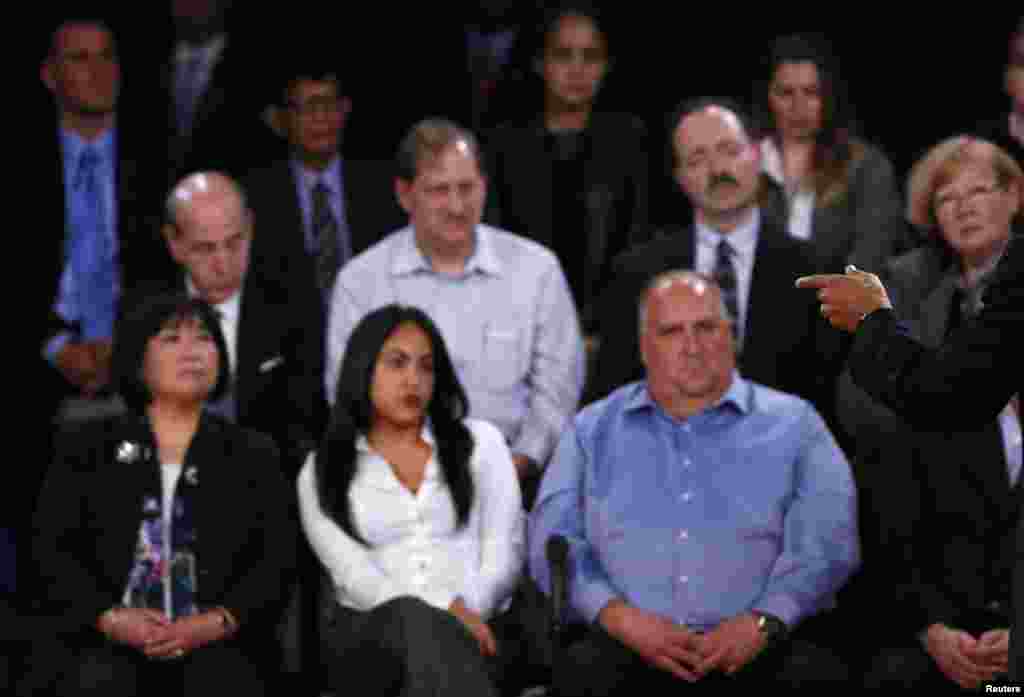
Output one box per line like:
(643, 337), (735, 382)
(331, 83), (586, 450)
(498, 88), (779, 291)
(312, 180), (342, 296)
(713, 240), (740, 327)
(204, 308), (236, 421)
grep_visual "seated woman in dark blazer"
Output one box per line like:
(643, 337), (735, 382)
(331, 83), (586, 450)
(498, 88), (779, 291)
(298, 305), (524, 697)
(486, 2), (650, 334)
(23, 294), (295, 697)
(757, 34), (912, 274)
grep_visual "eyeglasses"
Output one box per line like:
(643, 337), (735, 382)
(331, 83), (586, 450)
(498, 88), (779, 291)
(286, 96), (342, 118)
(934, 183), (1004, 212)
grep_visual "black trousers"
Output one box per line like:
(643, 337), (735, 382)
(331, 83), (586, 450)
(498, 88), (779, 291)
(551, 623), (850, 696)
(864, 642), (1017, 693)
(22, 637), (267, 697)
(321, 596), (514, 697)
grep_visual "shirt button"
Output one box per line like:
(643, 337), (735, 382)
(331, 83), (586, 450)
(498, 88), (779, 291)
(679, 575), (689, 584)
(680, 491), (693, 502)
(678, 530), (689, 541)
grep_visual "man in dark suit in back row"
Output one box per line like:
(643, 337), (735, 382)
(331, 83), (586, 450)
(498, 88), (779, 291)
(586, 98), (837, 421)
(244, 60), (405, 307)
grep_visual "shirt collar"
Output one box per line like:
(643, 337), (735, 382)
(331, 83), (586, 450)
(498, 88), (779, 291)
(1010, 112), (1024, 145)
(625, 371), (753, 417)
(175, 33), (227, 63)
(696, 208), (760, 261)
(185, 276), (243, 322)
(355, 421), (436, 454)
(61, 126), (116, 167)
(391, 224), (503, 277)
(759, 137), (784, 185)
(959, 240), (1009, 290)
(291, 155), (344, 195)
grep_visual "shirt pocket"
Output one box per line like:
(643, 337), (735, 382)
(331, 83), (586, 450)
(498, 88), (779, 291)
(481, 325), (522, 390)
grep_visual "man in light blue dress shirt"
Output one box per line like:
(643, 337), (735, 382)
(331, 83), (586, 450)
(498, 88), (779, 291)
(326, 119), (584, 499)
(530, 270), (857, 694)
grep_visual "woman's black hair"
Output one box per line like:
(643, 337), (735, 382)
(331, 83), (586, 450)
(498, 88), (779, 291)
(315, 305), (475, 545)
(112, 293), (230, 412)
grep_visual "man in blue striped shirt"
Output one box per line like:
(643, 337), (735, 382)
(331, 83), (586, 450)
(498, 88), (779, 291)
(530, 270), (858, 694)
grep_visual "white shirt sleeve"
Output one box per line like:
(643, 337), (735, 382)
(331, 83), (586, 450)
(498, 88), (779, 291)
(464, 420), (525, 618)
(324, 281), (365, 406)
(296, 453), (404, 611)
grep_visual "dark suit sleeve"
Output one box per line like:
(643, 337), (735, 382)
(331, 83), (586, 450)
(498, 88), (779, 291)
(282, 280), (328, 475)
(848, 244), (1021, 430)
(32, 424), (120, 634)
(217, 431), (297, 632)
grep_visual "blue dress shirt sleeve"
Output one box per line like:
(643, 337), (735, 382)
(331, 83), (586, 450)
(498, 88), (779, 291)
(752, 402), (860, 628)
(529, 421), (619, 624)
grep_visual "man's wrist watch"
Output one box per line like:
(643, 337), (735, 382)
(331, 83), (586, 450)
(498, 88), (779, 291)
(752, 611), (787, 645)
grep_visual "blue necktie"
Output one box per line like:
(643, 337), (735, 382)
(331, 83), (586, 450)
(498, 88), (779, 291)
(71, 147), (116, 340)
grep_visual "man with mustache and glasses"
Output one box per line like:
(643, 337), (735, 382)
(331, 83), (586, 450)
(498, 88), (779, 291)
(586, 99), (838, 426)
(325, 118), (584, 507)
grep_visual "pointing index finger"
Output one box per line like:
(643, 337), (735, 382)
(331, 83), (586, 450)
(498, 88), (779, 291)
(794, 274), (849, 289)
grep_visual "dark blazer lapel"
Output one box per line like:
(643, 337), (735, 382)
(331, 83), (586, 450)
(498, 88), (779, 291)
(581, 121), (613, 296)
(94, 414), (163, 589)
(233, 279), (285, 418)
(917, 272), (958, 348)
(524, 120), (555, 249)
(666, 225), (697, 269)
(181, 414), (231, 593)
(746, 220), (792, 349)
(341, 157), (372, 257)
(233, 281), (257, 414)
(280, 160), (307, 256)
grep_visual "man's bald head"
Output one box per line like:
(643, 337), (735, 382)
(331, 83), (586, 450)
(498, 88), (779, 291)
(166, 171), (248, 228)
(639, 270), (733, 334)
(164, 172), (252, 304)
(638, 270), (736, 419)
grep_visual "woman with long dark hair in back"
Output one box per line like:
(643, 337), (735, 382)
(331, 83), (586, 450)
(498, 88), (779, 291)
(758, 34), (911, 274)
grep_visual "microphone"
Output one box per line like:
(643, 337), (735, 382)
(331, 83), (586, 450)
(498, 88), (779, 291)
(546, 535), (570, 640)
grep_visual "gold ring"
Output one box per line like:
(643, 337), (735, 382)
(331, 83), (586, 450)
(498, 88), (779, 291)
(173, 648), (185, 658)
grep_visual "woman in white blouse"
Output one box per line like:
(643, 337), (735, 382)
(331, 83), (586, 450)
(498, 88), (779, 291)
(298, 304), (524, 697)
